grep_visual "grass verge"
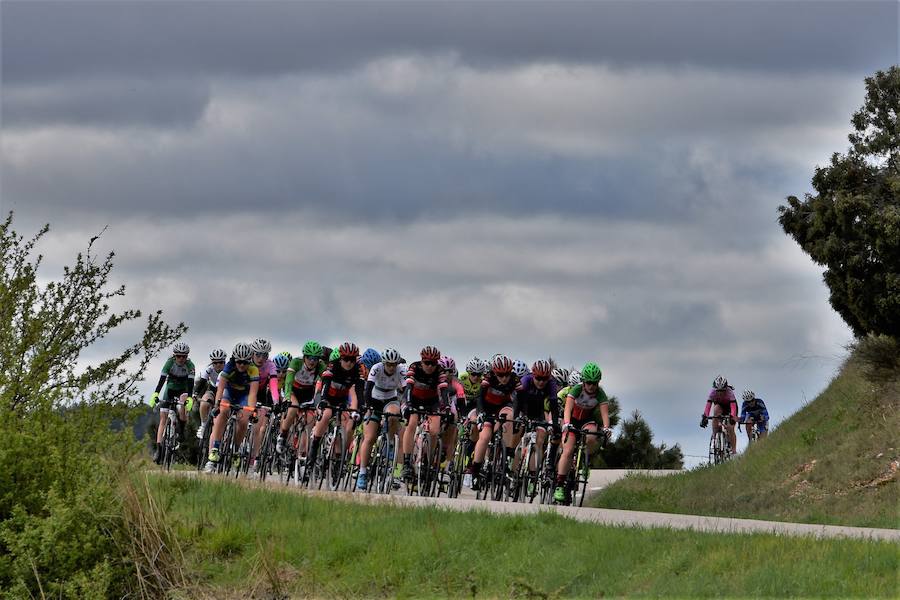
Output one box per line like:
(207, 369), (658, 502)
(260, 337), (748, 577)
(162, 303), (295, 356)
(592, 356), (899, 528)
(151, 474), (898, 598)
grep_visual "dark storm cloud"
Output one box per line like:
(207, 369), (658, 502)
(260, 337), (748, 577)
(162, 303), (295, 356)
(3, 0), (896, 86)
(1, 78), (211, 128)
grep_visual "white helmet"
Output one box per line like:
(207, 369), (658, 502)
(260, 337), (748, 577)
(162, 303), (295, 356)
(512, 360), (529, 378)
(209, 348), (227, 362)
(232, 342), (253, 362)
(466, 357), (484, 374)
(742, 389), (755, 402)
(551, 368), (570, 386)
(382, 347), (401, 364)
(713, 375), (728, 390)
(172, 342), (190, 355)
(250, 338), (272, 354)
(568, 370), (582, 386)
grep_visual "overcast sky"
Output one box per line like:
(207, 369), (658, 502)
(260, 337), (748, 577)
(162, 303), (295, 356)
(2, 1), (896, 464)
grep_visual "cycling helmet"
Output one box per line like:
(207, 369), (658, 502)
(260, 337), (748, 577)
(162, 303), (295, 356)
(209, 348), (227, 362)
(382, 347), (401, 364)
(321, 346), (332, 361)
(277, 350), (292, 360)
(466, 357), (485, 374)
(512, 360), (529, 378)
(713, 375), (728, 390)
(568, 370), (582, 386)
(302, 340), (322, 358)
(742, 389), (755, 402)
(329, 348), (341, 361)
(491, 355), (513, 374)
(250, 338), (272, 354)
(532, 360), (552, 377)
(438, 356), (456, 372)
(172, 342), (190, 356)
(420, 345), (441, 361)
(338, 342), (359, 358)
(232, 342), (253, 362)
(581, 362), (602, 383)
(361, 348), (382, 368)
(551, 368), (570, 386)
(273, 354), (291, 371)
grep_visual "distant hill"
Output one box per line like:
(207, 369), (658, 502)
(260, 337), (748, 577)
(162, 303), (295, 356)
(591, 352), (899, 528)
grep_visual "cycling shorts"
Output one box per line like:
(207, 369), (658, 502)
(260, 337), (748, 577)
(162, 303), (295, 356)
(159, 388), (187, 411)
(367, 397), (401, 416)
(223, 387), (250, 407)
(480, 402), (513, 422)
(745, 414), (768, 432)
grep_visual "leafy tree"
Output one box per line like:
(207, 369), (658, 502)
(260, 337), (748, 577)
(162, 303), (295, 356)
(599, 410), (683, 469)
(0, 213), (185, 598)
(778, 67), (900, 339)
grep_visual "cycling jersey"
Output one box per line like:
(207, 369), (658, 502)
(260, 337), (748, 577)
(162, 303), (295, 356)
(515, 374), (559, 422)
(444, 378), (464, 418)
(477, 372), (518, 414)
(566, 383), (609, 422)
(704, 387), (738, 419)
(320, 359), (360, 405)
(285, 357), (326, 404)
(740, 397), (769, 423)
(256, 359), (280, 405)
(367, 362), (405, 400)
(192, 363), (221, 397)
(405, 361), (449, 406)
(459, 372), (482, 404)
(155, 356), (196, 394)
(219, 359), (261, 394)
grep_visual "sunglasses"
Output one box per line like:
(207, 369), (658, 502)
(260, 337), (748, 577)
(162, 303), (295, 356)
(422, 360), (437, 366)
(534, 376), (549, 382)
(212, 360), (225, 365)
(584, 380), (599, 386)
(277, 368), (287, 375)
(174, 354), (188, 359)
(340, 356), (355, 363)
(236, 360), (250, 366)
(253, 352), (268, 358)
(304, 355), (320, 361)
(496, 371), (511, 377)
(384, 362), (399, 367)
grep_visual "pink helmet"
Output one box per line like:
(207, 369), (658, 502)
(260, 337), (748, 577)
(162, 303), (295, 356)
(438, 356), (456, 372)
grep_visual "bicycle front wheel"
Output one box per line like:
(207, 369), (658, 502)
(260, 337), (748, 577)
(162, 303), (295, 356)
(326, 428), (346, 491)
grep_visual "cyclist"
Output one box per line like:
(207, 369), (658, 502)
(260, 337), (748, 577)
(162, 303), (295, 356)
(205, 342), (260, 472)
(512, 359), (559, 484)
(357, 347), (381, 407)
(149, 342), (195, 464)
(400, 346), (450, 482)
(276, 341), (326, 455)
(440, 355), (463, 472)
(739, 389), (769, 442)
(356, 347), (405, 490)
(554, 362), (610, 504)
(193, 348), (227, 442)
(272, 351), (291, 412)
(459, 357), (486, 413)
(304, 342), (361, 479)
(249, 338), (280, 471)
(466, 355), (519, 490)
(700, 375), (738, 455)
(512, 359), (529, 379)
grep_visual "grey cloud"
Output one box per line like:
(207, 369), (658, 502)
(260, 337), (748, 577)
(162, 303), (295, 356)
(2, 78), (211, 129)
(3, 1), (895, 87)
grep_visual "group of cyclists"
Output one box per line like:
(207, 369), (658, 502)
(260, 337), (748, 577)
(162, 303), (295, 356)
(148, 338), (612, 504)
(149, 339), (771, 503)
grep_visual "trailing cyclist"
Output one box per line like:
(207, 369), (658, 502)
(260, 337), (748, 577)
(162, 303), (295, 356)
(700, 375), (738, 455)
(304, 342), (361, 480)
(205, 342), (260, 472)
(356, 347), (405, 490)
(194, 348), (227, 442)
(739, 389), (769, 442)
(554, 362), (610, 504)
(466, 355), (519, 490)
(277, 341), (326, 455)
(440, 355), (463, 472)
(400, 346), (450, 482)
(512, 359), (559, 484)
(249, 338), (281, 472)
(149, 342), (195, 464)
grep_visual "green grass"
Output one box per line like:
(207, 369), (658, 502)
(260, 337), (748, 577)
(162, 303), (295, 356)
(592, 356), (900, 528)
(150, 474), (898, 598)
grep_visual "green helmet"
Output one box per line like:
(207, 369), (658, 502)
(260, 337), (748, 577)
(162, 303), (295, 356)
(581, 362), (602, 383)
(329, 347), (341, 362)
(302, 340), (322, 358)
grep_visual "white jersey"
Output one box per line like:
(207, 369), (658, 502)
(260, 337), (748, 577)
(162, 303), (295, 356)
(203, 363), (221, 389)
(367, 362), (405, 400)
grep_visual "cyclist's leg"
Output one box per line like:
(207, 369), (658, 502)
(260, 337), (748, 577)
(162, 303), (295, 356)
(199, 390), (214, 423)
(252, 405), (270, 462)
(581, 421), (600, 454)
(441, 414), (457, 464)
(307, 405), (333, 464)
(427, 412), (442, 456)
(499, 405), (516, 465)
(358, 402), (384, 472)
(745, 417), (755, 443)
(725, 417), (737, 454)
(757, 418), (768, 439)
(532, 426), (547, 473)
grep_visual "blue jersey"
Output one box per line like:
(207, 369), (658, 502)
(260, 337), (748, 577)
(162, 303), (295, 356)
(740, 397), (769, 422)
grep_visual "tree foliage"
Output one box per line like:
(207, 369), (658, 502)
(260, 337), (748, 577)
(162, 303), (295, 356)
(778, 67), (900, 339)
(599, 410), (684, 469)
(0, 213), (185, 598)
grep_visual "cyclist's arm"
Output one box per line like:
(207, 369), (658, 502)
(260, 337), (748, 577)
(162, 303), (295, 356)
(364, 380), (374, 408)
(548, 394), (560, 428)
(512, 389), (523, 422)
(154, 374), (167, 394)
(348, 385), (358, 412)
(214, 376), (225, 404)
(268, 375), (280, 404)
(283, 368), (296, 401)
(247, 381), (259, 409)
(599, 402), (610, 429)
(563, 395), (574, 425)
(702, 400), (713, 418)
(739, 401), (749, 422)
(476, 383), (486, 415)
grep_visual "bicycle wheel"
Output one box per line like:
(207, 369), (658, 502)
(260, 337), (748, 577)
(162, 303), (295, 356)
(414, 433), (429, 496)
(344, 431), (362, 492)
(447, 435), (466, 498)
(520, 440), (538, 503)
(327, 428), (346, 491)
(219, 418), (235, 475)
(490, 436), (506, 502)
(576, 445), (590, 507)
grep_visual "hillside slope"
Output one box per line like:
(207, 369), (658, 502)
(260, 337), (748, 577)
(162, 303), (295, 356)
(592, 354), (899, 528)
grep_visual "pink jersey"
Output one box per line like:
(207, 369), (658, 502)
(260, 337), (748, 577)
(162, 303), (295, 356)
(704, 387), (737, 419)
(257, 359), (281, 403)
